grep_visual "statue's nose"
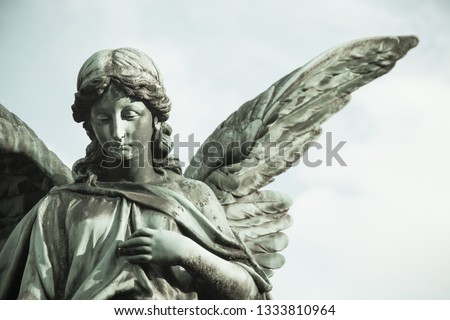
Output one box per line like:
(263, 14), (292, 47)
(111, 117), (127, 141)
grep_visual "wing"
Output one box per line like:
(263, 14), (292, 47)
(184, 35), (418, 277)
(0, 103), (74, 252)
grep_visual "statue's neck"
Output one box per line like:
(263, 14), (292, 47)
(97, 155), (163, 184)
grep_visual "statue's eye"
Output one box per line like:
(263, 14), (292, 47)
(95, 114), (110, 122)
(122, 110), (139, 120)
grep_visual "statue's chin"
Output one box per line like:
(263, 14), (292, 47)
(104, 145), (140, 161)
(107, 148), (152, 168)
(113, 151), (136, 162)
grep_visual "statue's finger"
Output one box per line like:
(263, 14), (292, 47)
(119, 236), (153, 248)
(130, 228), (156, 238)
(118, 245), (152, 256)
(127, 255), (153, 264)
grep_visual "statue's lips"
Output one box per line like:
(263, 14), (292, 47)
(106, 142), (135, 148)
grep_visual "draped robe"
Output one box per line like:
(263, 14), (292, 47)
(0, 182), (271, 299)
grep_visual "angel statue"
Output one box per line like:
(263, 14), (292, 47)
(0, 35), (418, 300)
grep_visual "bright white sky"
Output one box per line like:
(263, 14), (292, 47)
(1, 0), (449, 299)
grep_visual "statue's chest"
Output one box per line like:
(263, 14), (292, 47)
(138, 206), (180, 232)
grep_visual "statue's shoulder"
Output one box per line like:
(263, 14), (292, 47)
(41, 184), (87, 204)
(163, 170), (219, 209)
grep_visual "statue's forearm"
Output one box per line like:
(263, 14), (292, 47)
(180, 242), (260, 299)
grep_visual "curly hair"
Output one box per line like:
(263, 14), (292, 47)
(71, 48), (181, 181)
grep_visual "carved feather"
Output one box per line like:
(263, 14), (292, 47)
(0, 104), (73, 251)
(224, 190), (293, 275)
(184, 35), (418, 278)
(185, 35), (418, 200)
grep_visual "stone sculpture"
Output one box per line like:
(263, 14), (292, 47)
(0, 35), (418, 299)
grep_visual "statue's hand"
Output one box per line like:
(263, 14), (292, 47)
(117, 228), (193, 266)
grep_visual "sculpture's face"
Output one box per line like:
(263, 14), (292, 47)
(90, 85), (154, 162)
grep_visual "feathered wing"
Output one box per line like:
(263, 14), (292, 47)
(0, 104), (74, 252)
(184, 35), (418, 276)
